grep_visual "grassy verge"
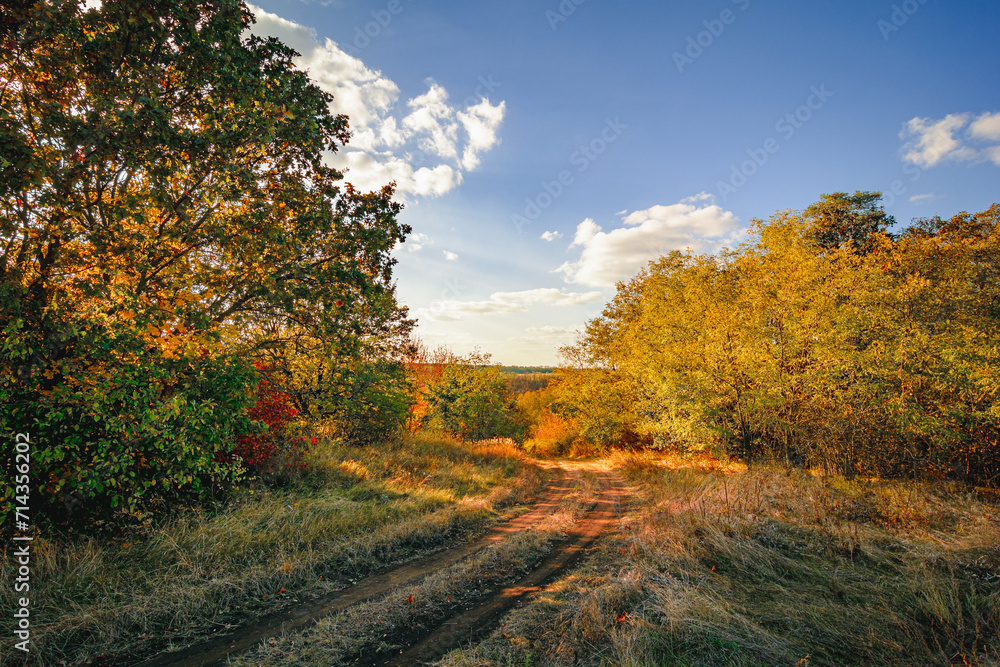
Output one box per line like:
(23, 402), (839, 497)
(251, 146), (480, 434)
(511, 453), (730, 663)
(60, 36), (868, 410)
(441, 453), (1000, 667)
(0, 433), (541, 666)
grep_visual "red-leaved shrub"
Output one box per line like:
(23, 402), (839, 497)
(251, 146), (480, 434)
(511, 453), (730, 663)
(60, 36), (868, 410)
(218, 375), (306, 472)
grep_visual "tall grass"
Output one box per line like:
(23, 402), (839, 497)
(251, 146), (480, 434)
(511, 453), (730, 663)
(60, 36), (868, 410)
(0, 433), (539, 666)
(442, 453), (1000, 666)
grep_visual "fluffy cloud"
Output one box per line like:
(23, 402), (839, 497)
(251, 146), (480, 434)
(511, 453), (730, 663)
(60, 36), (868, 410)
(403, 83), (461, 162)
(247, 6), (504, 198)
(417, 289), (603, 322)
(555, 194), (742, 287)
(403, 232), (432, 253)
(457, 99), (506, 170)
(340, 151), (462, 198)
(900, 111), (1000, 168)
(540, 231), (563, 242)
(443, 250), (459, 261)
(969, 112), (1000, 142)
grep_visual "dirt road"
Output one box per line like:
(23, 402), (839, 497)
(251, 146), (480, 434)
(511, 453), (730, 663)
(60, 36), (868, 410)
(133, 461), (623, 666)
(374, 469), (624, 666)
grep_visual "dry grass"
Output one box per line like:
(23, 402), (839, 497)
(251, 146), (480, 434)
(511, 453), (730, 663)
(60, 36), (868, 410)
(228, 467), (604, 666)
(0, 433), (540, 666)
(441, 452), (1000, 667)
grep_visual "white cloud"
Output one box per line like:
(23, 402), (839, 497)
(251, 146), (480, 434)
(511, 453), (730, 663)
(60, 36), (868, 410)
(403, 83), (460, 161)
(457, 98), (506, 170)
(540, 231), (563, 242)
(417, 289), (603, 321)
(338, 151), (462, 197)
(909, 193), (935, 204)
(443, 250), (459, 261)
(969, 112), (1000, 142)
(555, 194), (742, 287)
(900, 111), (1000, 168)
(986, 145), (1000, 167)
(525, 325), (581, 336)
(900, 114), (973, 167)
(247, 6), (505, 198)
(403, 232), (432, 252)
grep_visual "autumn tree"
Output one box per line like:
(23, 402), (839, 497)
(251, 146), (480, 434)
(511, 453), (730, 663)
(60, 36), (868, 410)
(804, 190), (895, 252)
(0, 0), (411, 520)
(564, 194), (999, 484)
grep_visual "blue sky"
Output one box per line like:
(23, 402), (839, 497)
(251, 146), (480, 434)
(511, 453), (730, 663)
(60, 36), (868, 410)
(246, 0), (1000, 365)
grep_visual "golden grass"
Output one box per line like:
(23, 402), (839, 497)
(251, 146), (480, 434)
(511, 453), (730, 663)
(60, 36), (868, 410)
(228, 469), (603, 666)
(441, 452), (1000, 667)
(0, 433), (540, 666)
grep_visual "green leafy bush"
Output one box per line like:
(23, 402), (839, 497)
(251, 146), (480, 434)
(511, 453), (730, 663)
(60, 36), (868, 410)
(324, 359), (413, 446)
(1, 314), (257, 526)
(423, 353), (529, 442)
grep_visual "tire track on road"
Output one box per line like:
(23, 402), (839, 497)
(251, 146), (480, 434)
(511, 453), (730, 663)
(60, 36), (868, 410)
(371, 471), (625, 667)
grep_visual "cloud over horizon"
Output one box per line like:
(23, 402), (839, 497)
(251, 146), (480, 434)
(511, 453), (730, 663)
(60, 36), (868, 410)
(416, 288), (603, 322)
(555, 194), (743, 287)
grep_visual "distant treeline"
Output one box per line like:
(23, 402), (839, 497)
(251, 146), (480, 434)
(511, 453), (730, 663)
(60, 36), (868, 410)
(502, 366), (556, 374)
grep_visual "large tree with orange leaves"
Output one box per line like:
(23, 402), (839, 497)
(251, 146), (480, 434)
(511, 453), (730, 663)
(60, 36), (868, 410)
(0, 0), (411, 521)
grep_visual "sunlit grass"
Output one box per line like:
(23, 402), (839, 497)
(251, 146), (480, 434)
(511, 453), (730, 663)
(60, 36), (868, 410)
(442, 452), (1000, 667)
(229, 468), (604, 667)
(0, 432), (539, 666)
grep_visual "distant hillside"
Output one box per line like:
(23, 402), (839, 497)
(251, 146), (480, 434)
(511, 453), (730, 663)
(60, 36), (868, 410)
(501, 366), (555, 374)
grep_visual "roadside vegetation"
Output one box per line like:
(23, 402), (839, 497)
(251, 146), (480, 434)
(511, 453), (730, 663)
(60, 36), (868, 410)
(441, 452), (1000, 667)
(553, 194), (1000, 486)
